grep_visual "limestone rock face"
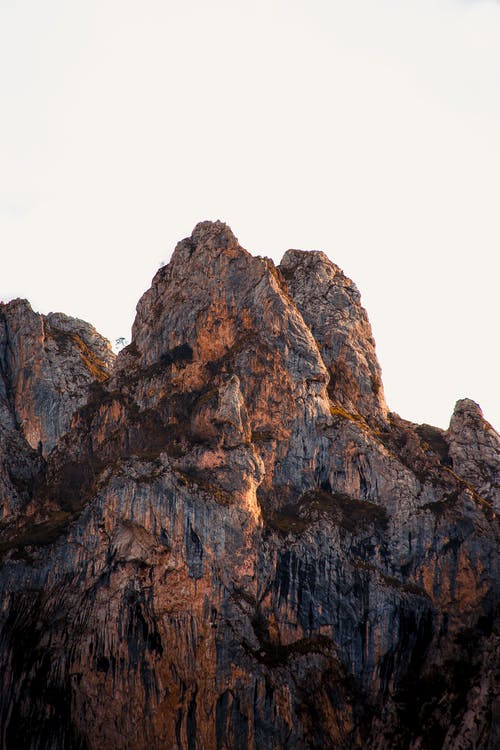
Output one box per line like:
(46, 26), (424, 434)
(280, 248), (387, 425)
(0, 222), (498, 750)
(125, 220), (331, 511)
(0, 299), (114, 455)
(0, 299), (114, 524)
(446, 399), (500, 510)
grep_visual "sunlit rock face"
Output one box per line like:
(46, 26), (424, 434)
(0, 222), (498, 750)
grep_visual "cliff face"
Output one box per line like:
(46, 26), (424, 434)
(0, 300), (114, 524)
(0, 299), (114, 457)
(0, 221), (498, 750)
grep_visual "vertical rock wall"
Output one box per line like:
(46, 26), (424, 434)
(0, 222), (497, 749)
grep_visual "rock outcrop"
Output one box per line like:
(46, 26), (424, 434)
(0, 300), (114, 525)
(446, 398), (500, 511)
(280, 248), (387, 425)
(0, 299), (114, 456)
(0, 221), (498, 750)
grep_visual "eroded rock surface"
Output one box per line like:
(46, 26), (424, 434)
(446, 398), (500, 510)
(0, 222), (498, 750)
(0, 300), (114, 526)
(280, 248), (387, 425)
(0, 299), (114, 456)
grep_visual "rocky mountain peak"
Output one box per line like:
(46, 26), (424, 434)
(130, 222), (326, 381)
(119, 222), (333, 512)
(0, 222), (498, 749)
(163, 220), (241, 279)
(0, 298), (114, 456)
(190, 218), (239, 248)
(447, 398), (500, 509)
(281, 247), (335, 272)
(451, 397), (486, 421)
(280, 245), (387, 425)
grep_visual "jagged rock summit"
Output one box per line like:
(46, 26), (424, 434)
(0, 221), (498, 750)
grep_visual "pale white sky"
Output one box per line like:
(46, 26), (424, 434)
(1, 0), (499, 431)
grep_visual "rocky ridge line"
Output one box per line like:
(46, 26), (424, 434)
(0, 221), (497, 750)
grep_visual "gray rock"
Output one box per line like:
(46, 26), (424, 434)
(0, 222), (497, 749)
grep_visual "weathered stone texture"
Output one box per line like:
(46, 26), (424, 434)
(0, 222), (497, 749)
(280, 248), (387, 425)
(446, 398), (500, 510)
(0, 299), (114, 455)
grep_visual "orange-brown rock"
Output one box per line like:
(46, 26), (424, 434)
(0, 222), (498, 750)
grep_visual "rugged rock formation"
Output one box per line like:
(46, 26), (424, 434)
(446, 399), (500, 511)
(0, 221), (498, 750)
(279, 248), (387, 425)
(0, 300), (114, 524)
(0, 299), (114, 456)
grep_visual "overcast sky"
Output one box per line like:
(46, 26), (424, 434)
(1, 0), (499, 431)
